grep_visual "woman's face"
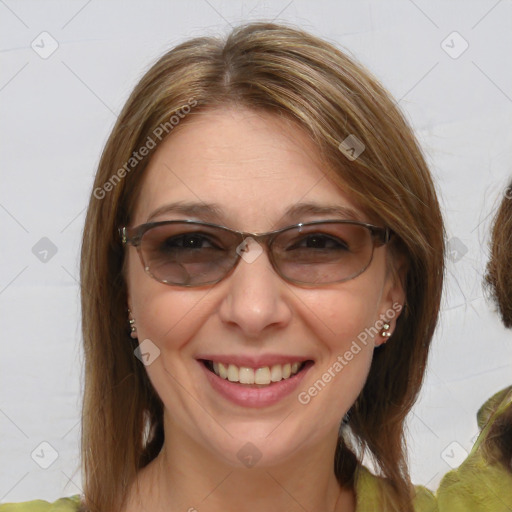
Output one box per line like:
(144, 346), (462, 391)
(126, 107), (404, 468)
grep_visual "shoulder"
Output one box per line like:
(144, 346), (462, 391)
(437, 386), (512, 511)
(476, 385), (512, 431)
(0, 495), (81, 512)
(354, 464), (438, 512)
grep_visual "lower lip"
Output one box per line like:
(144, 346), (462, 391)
(199, 361), (313, 408)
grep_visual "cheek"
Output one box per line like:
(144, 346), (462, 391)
(296, 297), (376, 426)
(292, 284), (383, 415)
(126, 260), (214, 412)
(300, 285), (383, 352)
(126, 250), (207, 350)
(130, 290), (209, 354)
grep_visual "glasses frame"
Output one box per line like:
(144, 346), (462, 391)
(120, 219), (392, 287)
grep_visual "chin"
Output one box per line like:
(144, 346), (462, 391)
(195, 415), (329, 471)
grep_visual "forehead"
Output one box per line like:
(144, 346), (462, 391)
(132, 107), (365, 229)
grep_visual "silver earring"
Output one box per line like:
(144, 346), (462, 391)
(127, 309), (138, 339)
(380, 322), (391, 339)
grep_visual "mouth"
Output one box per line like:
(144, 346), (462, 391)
(200, 359), (312, 388)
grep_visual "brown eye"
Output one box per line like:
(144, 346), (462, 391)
(288, 234), (349, 251)
(162, 233), (217, 250)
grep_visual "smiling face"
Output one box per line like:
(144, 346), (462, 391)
(125, 107), (404, 468)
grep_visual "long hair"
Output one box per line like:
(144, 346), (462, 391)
(486, 183), (512, 329)
(79, 22), (445, 512)
(483, 183), (512, 471)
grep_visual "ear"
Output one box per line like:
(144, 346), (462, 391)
(375, 252), (407, 346)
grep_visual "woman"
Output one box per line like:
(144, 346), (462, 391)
(437, 184), (512, 511)
(0, 22), (444, 512)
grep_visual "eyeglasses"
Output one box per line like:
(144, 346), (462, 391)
(120, 219), (392, 287)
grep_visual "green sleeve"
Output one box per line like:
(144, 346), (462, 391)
(0, 495), (81, 512)
(437, 456), (512, 511)
(437, 387), (512, 512)
(412, 485), (438, 512)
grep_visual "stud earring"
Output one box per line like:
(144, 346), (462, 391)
(127, 309), (138, 339)
(380, 322), (392, 340)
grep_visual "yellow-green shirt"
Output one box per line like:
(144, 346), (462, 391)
(0, 496), (81, 512)
(0, 465), (437, 512)
(437, 386), (512, 512)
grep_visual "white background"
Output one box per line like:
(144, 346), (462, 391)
(1, 0), (511, 504)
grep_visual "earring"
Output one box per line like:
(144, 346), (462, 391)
(380, 322), (391, 340)
(127, 309), (138, 339)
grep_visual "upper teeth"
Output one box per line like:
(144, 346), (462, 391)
(211, 362), (302, 385)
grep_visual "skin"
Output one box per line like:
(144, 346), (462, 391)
(124, 107), (405, 512)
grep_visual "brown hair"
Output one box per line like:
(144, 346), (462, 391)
(79, 22), (445, 512)
(486, 184), (512, 328)
(483, 184), (512, 471)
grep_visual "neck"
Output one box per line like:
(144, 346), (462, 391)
(125, 416), (355, 512)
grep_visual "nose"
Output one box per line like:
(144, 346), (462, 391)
(217, 238), (293, 337)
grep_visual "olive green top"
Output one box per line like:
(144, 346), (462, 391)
(0, 496), (82, 512)
(0, 465), (437, 511)
(436, 386), (512, 512)
(5, 389), (511, 511)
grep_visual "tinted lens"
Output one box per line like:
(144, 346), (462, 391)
(140, 223), (240, 285)
(272, 222), (374, 284)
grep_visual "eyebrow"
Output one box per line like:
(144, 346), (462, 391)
(147, 201), (225, 223)
(146, 201), (362, 225)
(283, 203), (361, 222)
